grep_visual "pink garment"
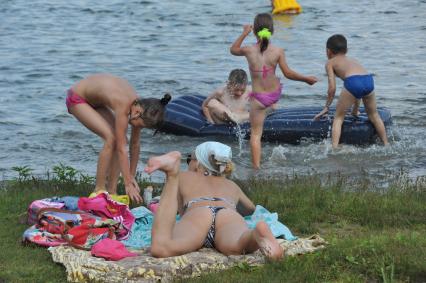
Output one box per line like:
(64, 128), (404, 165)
(249, 84), (282, 108)
(91, 238), (138, 261)
(250, 65), (275, 79)
(65, 88), (89, 113)
(148, 202), (160, 214)
(78, 193), (135, 240)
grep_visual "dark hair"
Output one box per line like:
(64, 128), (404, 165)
(326, 34), (347, 54)
(136, 93), (171, 129)
(228, 69), (248, 85)
(253, 13), (274, 53)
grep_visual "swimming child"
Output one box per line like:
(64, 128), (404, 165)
(313, 34), (389, 149)
(230, 13), (317, 169)
(66, 74), (171, 203)
(202, 69), (251, 124)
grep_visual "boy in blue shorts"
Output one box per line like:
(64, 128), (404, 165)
(314, 34), (389, 148)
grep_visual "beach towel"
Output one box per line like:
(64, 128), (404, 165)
(78, 192), (135, 240)
(244, 205), (298, 241)
(23, 208), (120, 248)
(50, 235), (326, 282)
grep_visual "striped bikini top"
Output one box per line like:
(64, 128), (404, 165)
(183, 196), (236, 211)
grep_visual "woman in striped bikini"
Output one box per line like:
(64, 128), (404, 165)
(145, 141), (283, 261)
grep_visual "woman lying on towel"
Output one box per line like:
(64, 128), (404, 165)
(144, 141), (283, 261)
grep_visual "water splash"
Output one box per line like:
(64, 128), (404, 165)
(233, 123), (246, 156)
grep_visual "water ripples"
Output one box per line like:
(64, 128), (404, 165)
(0, 0), (425, 181)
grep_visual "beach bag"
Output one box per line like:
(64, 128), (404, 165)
(27, 198), (65, 225)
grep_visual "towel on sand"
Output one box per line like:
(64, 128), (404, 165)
(50, 235), (326, 283)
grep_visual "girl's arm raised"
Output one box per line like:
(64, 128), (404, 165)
(278, 49), (318, 84)
(115, 112), (143, 203)
(230, 25), (252, 56)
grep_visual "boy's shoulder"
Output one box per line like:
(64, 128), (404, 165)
(326, 56), (343, 67)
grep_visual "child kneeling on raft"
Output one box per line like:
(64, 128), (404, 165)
(202, 69), (251, 125)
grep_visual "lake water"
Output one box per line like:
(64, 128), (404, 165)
(1, 0), (425, 182)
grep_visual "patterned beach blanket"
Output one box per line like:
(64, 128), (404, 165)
(49, 235), (326, 282)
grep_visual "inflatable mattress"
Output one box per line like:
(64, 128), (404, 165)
(160, 95), (392, 145)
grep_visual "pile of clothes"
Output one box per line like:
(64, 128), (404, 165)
(23, 192), (298, 261)
(23, 192), (138, 260)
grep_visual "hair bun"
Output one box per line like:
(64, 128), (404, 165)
(161, 93), (171, 105)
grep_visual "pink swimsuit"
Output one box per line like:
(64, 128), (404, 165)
(249, 65), (282, 107)
(249, 84), (282, 108)
(65, 88), (89, 113)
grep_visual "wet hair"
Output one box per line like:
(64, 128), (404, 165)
(228, 69), (248, 86)
(253, 13), (274, 53)
(326, 34), (347, 55)
(135, 93), (171, 129)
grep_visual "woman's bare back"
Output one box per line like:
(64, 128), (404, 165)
(178, 171), (240, 211)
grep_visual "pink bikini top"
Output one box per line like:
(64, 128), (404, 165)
(250, 65), (275, 79)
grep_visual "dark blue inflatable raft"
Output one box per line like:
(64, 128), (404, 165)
(160, 95), (392, 145)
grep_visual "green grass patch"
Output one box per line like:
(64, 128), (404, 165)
(1, 172), (425, 282)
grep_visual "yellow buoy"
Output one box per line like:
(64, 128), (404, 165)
(272, 0), (302, 15)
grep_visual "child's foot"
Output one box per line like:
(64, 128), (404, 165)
(254, 221), (284, 261)
(144, 151), (181, 175)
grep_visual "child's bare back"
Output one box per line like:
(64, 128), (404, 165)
(328, 55), (369, 80)
(72, 74), (137, 110)
(243, 43), (282, 93)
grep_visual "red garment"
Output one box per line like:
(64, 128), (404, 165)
(78, 193), (135, 240)
(91, 238), (138, 261)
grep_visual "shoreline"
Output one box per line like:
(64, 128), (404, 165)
(1, 174), (425, 282)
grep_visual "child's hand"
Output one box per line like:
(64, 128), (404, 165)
(306, 76), (318, 85)
(243, 25), (252, 36)
(125, 179), (143, 204)
(313, 107), (329, 121)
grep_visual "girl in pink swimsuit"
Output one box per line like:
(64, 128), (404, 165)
(230, 13), (318, 169)
(66, 74), (171, 204)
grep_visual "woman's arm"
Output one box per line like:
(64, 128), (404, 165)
(230, 25), (252, 56)
(115, 112), (143, 203)
(278, 49), (318, 84)
(235, 184), (256, 216)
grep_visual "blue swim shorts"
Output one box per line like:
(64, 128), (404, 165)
(343, 74), (374, 99)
